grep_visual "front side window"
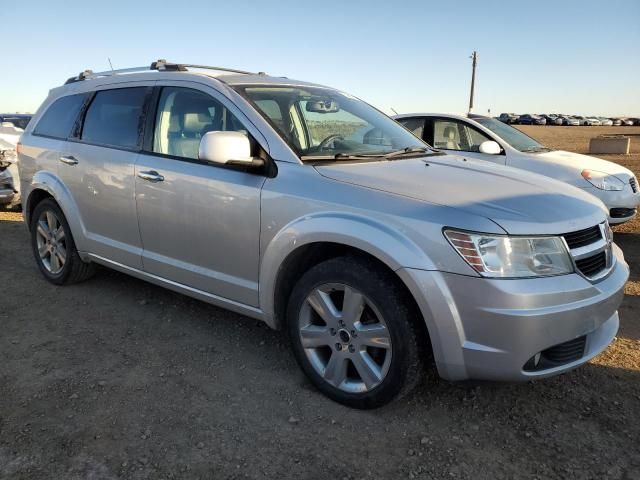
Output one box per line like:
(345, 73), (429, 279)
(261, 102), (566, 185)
(433, 119), (492, 152)
(34, 94), (86, 139)
(81, 88), (147, 149)
(235, 86), (425, 160)
(153, 87), (247, 160)
(474, 117), (549, 152)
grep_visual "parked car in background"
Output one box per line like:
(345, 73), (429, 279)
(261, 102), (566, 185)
(17, 60), (630, 408)
(0, 114), (32, 130)
(611, 118), (623, 126)
(518, 114), (546, 125)
(542, 114), (563, 125)
(498, 113), (519, 124)
(574, 116), (601, 126)
(394, 113), (640, 224)
(0, 138), (20, 209)
(618, 118), (637, 126)
(597, 117), (614, 126)
(560, 116), (581, 126)
(0, 123), (22, 209)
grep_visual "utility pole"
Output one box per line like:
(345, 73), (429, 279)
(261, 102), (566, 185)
(468, 51), (477, 113)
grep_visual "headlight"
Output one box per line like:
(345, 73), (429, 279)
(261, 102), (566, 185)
(444, 230), (574, 278)
(581, 170), (625, 191)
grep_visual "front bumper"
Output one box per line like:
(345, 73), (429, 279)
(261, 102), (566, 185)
(398, 244), (628, 382)
(584, 185), (640, 224)
(0, 164), (20, 206)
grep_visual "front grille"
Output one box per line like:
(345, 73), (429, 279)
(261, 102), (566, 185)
(575, 251), (607, 277)
(562, 225), (602, 249)
(610, 207), (637, 219)
(630, 177), (638, 193)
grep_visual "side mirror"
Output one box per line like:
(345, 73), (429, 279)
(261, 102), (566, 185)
(199, 131), (263, 166)
(479, 140), (501, 155)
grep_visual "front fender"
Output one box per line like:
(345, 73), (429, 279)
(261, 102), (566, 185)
(26, 171), (88, 253)
(258, 211), (436, 328)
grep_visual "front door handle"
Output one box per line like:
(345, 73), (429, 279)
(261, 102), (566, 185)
(137, 170), (165, 183)
(59, 155), (78, 165)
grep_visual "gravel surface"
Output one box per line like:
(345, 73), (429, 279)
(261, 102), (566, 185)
(1, 127), (638, 479)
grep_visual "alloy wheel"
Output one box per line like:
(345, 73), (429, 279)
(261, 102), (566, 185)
(298, 283), (392, 393)
(35, 209), (67, 274)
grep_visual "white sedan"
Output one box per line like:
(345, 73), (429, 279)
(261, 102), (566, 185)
(393, 113), (639, 224)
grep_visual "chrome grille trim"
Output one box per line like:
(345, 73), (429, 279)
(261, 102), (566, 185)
(562, 222), (614, 281)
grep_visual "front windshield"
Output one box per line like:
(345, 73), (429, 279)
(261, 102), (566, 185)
(235, 85), (426, 159)
(474, 117), (550, 152)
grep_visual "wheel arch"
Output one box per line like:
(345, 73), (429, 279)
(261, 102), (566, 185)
(259, 213), (436, 332)
(25, 172), (88, 252)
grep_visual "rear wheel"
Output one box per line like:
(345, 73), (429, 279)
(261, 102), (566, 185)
(30, 198), (95, 285)
(287, 255), (425, 409)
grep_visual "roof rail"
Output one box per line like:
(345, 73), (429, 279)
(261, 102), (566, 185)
(64, 59), (262, 85)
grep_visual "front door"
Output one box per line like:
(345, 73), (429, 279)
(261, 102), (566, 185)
(134, 85), (266, 307)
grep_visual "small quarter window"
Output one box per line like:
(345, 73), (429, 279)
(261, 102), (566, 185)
(398, 118), (425, 139)
(34, 94), (86, 139)
(81, 88), (147, 149)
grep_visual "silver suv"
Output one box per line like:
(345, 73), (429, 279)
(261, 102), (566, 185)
(18, 60), (629, 408)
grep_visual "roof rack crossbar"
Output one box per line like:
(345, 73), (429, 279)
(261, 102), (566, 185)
(64, 59), (261, 84)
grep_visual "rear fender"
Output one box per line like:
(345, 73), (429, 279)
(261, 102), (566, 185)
(26, 171), (88, 253)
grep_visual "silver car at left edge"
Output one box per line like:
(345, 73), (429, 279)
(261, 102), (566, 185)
(17, 60), (629, 408)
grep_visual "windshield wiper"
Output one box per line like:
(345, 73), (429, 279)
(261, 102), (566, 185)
(301, 152), (387, 161)
(522, 146), (551, 153)
(301, 147), (440, 162)
(383, 146), (443, 159)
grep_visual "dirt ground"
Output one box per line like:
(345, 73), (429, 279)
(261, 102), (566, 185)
(1, 127), (639, 480)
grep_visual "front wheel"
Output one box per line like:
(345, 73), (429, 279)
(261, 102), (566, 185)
(287, 255), (426, 409)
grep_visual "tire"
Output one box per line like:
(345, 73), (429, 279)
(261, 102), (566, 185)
(286, 255), (426, 409)
(30, 198), (95, 285)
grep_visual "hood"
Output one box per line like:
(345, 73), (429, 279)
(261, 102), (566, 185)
(315, 155), (607, 235)
(536, 150), (635, 179)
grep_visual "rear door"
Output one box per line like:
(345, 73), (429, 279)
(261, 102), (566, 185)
(134, 83), (267, 307)
(59, 84), (152, 268)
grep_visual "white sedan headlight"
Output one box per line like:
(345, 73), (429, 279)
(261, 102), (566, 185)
(444, 230), (574, 278)
(581, 169), (625, 191)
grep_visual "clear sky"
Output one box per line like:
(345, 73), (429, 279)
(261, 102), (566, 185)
(1, 0), (639, 117)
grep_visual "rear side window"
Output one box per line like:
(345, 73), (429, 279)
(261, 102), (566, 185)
(33, 94), (86, 139)
(81, 88), (147, 149)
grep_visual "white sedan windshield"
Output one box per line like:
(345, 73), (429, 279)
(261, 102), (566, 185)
(475, 117), (550, 153)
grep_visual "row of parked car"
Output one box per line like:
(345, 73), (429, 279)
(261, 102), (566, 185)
(3, 60), (639, 408)
(498, 113), (639, 126)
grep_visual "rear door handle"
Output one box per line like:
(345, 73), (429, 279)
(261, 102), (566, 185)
(137, 170), (165, 182)
(59, 155), (78, 165)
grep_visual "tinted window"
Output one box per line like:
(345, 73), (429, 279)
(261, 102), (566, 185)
(81, 88), (147, 149)
(34, 95), (85, 139)
(153, 87), (248, 160)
